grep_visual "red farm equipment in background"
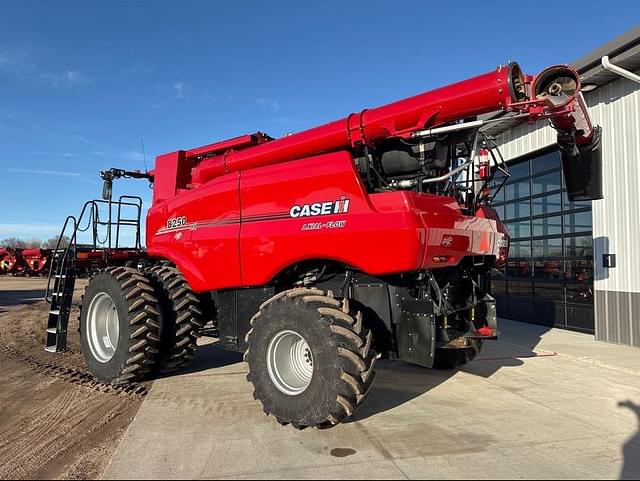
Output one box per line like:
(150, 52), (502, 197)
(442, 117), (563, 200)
(21, 249), (52, 276)
(0, 248), (26, 275)
(0, 247), (53, 276)
(44, 61), (602, 429)
(0, 248), (16, 274)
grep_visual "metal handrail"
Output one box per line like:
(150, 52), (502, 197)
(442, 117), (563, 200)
(45, 197), (145, 302)
(115, 196), (144, 250)
(45, 200), (100, 302)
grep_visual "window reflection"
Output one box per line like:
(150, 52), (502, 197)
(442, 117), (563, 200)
(566, 261), (594, 304)
(492, 281), (507, 296)
(505, 201), (531, 220)
(566, 285), (593, 304)
(564, 211), (592, 234)
(508, 261), (532, 279)
(532, 193), (562, 216)
(531, 151), (561, 174)
(563, 190), (591, 210)
(509, 281), (532, 298)
(534, 261), (563, 280)
(565, 261), (593, 283)
(533, 238), (563, 258)
(532, 171), (562, 195)
(510, 240), (531, 259)
(506, 220), (531, 239)
(505, 181), (530, 200)
(535, 283), (564, 301)
(533, 216), (562, 237)
(565, 236), (593, 258)
(490, 148), (594, 325)
(508, 161), (529, 180)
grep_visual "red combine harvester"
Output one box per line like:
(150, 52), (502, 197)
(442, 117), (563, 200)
(46, 62), (601, 428)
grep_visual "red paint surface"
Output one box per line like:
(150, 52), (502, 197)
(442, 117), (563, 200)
(144, 62), (591, 293)
(148, 152), (509, 292)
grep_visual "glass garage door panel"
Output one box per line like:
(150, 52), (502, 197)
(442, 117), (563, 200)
(532, 193), (562, 216)
(492, 149), (594, 333)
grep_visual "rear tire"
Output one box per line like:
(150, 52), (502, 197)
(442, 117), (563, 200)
(80, 267), (162, 384)
(433, 340), (484, 370)
(245, 288), (377, 429)
(144, 266), (204, 371)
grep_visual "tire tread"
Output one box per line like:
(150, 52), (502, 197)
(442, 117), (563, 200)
(245, 288), (377, 429)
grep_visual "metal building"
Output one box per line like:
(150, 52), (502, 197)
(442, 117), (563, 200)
(487, 27), (640, 347)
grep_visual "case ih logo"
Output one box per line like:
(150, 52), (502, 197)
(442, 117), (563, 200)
(289, 196), (350, 218)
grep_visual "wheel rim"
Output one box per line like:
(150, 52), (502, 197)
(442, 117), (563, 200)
(86, 292), (120, 364)
(267, 330), (314, 396)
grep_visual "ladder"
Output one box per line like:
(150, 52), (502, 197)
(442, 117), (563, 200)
(45, 213), (80, 353)
(45, 249), (76, 352)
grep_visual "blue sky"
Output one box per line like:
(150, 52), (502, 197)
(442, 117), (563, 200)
(0, 1), (637, 244)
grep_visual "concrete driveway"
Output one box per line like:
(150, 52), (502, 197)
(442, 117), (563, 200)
(104, 320), (640, 480)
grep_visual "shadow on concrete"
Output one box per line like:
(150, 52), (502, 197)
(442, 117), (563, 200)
(619, 400), (640, 480)
(155, 318), (552, 424)
(0, 289), (46, 307)
(155, 341), (245, 380)
(348, 361), (457, 423)
(462, 320), (555, 378)
(351, 319), (555, 422)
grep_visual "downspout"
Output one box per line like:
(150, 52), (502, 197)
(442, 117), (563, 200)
(601, 56), (640, 84)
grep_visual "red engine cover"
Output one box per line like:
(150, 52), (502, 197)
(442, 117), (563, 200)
(147, 151), (509, 292)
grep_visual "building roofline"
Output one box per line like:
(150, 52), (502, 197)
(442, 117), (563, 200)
(573, 26), (640, 74)
(481, 26), (640, 136)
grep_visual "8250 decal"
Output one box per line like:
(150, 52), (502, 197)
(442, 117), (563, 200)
(167, 216), (188, 229)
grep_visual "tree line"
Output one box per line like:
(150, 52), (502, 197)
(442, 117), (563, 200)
(1, 236), (72, 250)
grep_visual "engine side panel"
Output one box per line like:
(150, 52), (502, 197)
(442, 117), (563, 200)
(238, 152), (426, 287)
(146, 151), (509, 293)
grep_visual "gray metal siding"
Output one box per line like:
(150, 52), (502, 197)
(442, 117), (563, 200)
(595, 291), (640, 347)
(495, 72), (640, 346)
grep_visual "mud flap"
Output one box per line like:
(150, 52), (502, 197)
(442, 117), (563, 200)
(390, 287), (436, 368)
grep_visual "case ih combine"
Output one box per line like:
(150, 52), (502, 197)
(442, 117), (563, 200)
(45, 61), (601, 428)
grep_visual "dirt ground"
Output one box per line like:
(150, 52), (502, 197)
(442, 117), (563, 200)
(0, 276), (146, 480)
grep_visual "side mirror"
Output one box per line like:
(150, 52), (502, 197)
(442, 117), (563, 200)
(102, 178), (113, 201)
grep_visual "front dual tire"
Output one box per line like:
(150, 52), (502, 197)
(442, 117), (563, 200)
(79, 266), (203, 385)
(80, 267), (162, 385)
